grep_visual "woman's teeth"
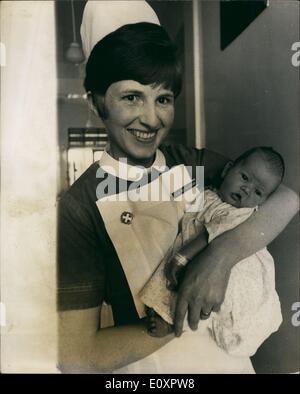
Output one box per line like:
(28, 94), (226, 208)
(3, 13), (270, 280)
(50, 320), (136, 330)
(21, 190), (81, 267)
(128, 129), (156, 140)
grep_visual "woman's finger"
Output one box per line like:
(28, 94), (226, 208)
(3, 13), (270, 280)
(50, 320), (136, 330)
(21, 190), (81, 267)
(200, 303), (213, 319)
(200, 307), (212, 320)
(188, 303), (201, 330)
(212, 304), (221, 312)
(174, 298), (188, 337)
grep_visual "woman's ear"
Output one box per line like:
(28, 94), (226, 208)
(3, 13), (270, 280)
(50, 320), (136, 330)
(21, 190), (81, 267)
(87, 92), (99, 116)
(221, 161), (234, 179)
(87, 92), (107, 119)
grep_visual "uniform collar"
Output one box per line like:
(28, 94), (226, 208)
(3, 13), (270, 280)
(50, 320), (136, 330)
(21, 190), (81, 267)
(99, 148), (167, 182)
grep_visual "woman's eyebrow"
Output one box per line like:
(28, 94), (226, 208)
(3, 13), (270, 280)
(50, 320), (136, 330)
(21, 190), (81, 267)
(120, 89), (174, 98)
(159, 92), (174, 97)
(120, 90), (143, 95)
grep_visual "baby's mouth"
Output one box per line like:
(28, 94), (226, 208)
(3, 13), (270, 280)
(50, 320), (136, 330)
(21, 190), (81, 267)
(127, 128), (157, 142)
(230, 192), (242, 203)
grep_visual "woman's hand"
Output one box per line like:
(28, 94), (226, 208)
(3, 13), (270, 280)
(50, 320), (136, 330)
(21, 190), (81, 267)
(174, 246), (230, 336)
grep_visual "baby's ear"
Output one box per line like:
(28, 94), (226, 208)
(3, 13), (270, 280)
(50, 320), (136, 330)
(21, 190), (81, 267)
(221, 161), (234, 179)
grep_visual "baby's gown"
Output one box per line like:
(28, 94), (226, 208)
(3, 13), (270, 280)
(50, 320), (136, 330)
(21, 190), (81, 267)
(140, 189), (282, 358)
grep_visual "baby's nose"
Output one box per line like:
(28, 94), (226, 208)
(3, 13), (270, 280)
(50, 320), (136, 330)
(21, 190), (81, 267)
(241, 184), (251, 196)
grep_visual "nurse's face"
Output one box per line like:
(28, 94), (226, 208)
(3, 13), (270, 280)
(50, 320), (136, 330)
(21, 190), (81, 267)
(94, 80), (175, 167)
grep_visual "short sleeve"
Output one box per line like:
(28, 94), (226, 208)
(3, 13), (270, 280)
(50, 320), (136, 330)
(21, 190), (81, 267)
(57, 192), (106, 311)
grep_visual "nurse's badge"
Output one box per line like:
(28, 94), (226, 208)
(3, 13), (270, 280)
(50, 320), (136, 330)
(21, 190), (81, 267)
(120, 211), (134, 224)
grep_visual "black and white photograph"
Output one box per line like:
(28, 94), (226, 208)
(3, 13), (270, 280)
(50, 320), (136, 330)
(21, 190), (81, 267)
(1, 0), (299, 375)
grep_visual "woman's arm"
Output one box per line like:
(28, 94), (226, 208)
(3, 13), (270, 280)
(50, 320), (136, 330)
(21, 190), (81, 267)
(58, 307), (174, 373)
(174, 184), (299, 336)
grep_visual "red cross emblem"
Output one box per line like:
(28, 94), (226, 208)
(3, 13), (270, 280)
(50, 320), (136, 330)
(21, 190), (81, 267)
(120, 211), (134, 224)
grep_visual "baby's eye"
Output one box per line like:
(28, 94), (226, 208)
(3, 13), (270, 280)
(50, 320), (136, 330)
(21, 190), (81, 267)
(241, 173), (248, 181)
(255, 189), (262, 197)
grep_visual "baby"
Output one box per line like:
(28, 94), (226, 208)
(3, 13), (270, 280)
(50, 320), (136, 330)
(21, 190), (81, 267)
(140, 146), (284, 357)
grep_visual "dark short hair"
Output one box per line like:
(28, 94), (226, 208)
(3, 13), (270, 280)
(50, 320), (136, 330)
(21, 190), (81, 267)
(84, 22), (182, 97)
(235, 146), (285, 182)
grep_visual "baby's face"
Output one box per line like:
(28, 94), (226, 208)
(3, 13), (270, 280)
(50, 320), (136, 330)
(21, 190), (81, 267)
(218, 152), (280, 208)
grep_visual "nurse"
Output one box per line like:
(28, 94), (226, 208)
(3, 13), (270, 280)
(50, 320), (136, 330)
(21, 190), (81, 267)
(58, 1), (299, 373)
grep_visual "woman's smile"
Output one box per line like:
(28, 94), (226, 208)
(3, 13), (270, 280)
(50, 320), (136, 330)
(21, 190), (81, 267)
(126, 128), (157, 143)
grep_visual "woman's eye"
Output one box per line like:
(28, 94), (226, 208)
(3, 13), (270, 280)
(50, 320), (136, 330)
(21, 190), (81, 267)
(157, 96), (172, 105)
(255, 190), (262, 197)
(241, 173), (248, 181)
(123, 95), (139, 103)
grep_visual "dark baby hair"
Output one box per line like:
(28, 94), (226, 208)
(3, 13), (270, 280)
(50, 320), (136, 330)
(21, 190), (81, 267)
(235, 146), (285, 182)
(84, 22), (182, 97)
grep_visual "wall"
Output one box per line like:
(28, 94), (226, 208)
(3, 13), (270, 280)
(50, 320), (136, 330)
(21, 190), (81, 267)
(201, 0), (299, 373)
(1, 1), (57, 372)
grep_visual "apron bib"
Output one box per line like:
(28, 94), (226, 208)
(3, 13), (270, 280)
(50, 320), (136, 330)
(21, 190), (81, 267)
(96, 162), (200, 319)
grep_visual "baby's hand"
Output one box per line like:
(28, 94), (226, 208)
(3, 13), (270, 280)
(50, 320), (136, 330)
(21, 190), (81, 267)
(165, 259), (186, 291)
(146, 308), (173, 337)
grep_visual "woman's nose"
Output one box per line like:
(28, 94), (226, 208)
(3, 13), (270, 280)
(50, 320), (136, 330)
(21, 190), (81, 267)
(139, 102), (161, 130)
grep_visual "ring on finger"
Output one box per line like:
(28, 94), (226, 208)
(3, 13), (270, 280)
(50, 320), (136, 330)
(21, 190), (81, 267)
(200, 310), (211, 318)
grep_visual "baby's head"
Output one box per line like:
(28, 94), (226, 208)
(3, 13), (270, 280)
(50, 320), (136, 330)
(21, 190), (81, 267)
(218, 147), (285, 208)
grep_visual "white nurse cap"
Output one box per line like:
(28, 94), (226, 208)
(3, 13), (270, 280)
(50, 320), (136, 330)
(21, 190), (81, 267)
(80, 1), (160, 60)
